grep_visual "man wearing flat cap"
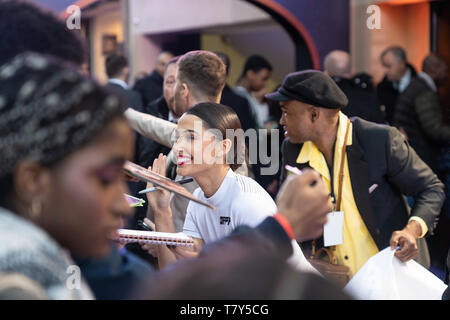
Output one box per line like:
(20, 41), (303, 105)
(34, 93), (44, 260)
(266, 70), (444, 277)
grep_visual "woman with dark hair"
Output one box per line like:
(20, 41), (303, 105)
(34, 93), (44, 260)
(145, 103), (317, 273)
(0, 53), (134, 299)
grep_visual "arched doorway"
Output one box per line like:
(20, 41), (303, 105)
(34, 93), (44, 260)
(246, 0), (320, 70)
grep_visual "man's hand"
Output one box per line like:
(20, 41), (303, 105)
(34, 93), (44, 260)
(276, 169), (332, 242)
(390, 220), (422, 262)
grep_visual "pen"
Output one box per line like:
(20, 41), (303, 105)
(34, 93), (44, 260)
(285, 165), (303, 176)
(284, 165), (318, 187)
(138, 177), (194, 194)
(138, 220), (153, 231)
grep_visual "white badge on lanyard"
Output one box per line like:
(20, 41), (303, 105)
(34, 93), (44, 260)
(323, 211), (344, 247)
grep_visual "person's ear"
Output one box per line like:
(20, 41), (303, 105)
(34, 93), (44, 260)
(13, 160), (52, 215)
(310, 107), (319, 123)
(181, 83), (191, 105)
(181, 83), (189, 98)
(247, 70), (255, 80)
(217, 139), (233, 165)
(222, 138), (232, 156)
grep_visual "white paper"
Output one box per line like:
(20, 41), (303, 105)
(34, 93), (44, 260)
(344, 247), (447, 300)
(287, 240), (321, 276)
(323, 211), (344, 247)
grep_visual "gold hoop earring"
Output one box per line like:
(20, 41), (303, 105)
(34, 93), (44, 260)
(29, 198), (42, 219)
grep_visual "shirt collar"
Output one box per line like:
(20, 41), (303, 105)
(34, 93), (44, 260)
(168, 111), (179, 123)
(108, 78), (128, 89)
(296, 112), (352, 181)
(398, 68), (411, 93)
(418, 72), (437, 92)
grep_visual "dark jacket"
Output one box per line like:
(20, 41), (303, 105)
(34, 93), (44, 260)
(393, 76), (450, 172)
(220, 84), (256, 132)
(133, 96), (171, 170)
(333, 76), (385, 124)
(76, 244), (154, 300)
(443, 249), (450, 299)
(104, 82), (143, 111)
(132, 70), (163, 107)
(377, 64), (417, 124)
(280, 117), (444, 256)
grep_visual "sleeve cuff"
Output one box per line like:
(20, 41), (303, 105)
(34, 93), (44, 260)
(273, 213), (295, 240)
(408, 216), (428, 238)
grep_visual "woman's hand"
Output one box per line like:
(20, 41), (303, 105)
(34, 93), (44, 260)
(141, 243), (159, 257)
(146, 154), (171, 215)
(168, 237), (203, 260)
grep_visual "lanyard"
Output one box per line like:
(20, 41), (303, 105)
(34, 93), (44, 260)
(312, 118), (351, 256)
(334, 119), (351, 212)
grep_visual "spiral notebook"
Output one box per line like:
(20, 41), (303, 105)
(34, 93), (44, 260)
(116, 229), (194, 248)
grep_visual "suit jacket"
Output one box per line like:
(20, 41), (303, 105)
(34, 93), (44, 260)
(394, 76), (450, 172)
(280, 117), (444, 255)
(134, 97), (171, 169)
(132, 70), (163, 107)
(104, 82), (143, 111)
(377, 64), (417, 124)
(220, 84), (256, 132)
(333, 77), (385, 124)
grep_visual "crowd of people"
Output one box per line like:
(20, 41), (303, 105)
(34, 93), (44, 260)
(0, 1), (449, 301)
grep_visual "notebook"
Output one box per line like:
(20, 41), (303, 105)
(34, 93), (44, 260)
(123, 161), (215, 210)
(116, 229), (194, 248)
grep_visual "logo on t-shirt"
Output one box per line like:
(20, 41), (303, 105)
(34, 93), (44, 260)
(220, 216), (231, 225)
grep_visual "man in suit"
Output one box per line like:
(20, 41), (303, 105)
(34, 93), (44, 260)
(377, 46), (417, 124)
(215, 52), (256, 133)
(324, 50), (385, 124)
(266, 70), (444, 277)
(393, 53), (450, 173)
(104, 53), (143, 111)
(133, 51), (173, 107)
(135, 56), (181, 170)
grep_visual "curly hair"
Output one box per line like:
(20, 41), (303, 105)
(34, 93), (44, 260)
(0, 53), (125, 204)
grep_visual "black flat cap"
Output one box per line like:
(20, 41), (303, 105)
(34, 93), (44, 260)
(265, 70), (348, 109)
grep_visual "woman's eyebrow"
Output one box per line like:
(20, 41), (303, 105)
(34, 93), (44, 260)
(177, 129), (197, 134)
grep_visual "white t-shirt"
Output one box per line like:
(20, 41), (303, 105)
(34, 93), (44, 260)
(183, 169), (319, 274)
(183, 169), (275, 243)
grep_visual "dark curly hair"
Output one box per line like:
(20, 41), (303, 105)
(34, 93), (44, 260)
(0, 53), (126, 205)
